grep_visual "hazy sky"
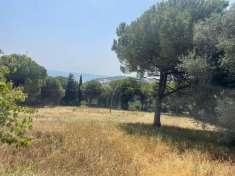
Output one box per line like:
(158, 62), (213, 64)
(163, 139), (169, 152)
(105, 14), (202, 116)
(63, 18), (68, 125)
(0, 0), (159, 76)
(1, 0), (234, 76)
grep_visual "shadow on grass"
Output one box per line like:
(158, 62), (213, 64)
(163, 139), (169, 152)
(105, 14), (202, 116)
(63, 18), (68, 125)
(119, 123), (235, 162)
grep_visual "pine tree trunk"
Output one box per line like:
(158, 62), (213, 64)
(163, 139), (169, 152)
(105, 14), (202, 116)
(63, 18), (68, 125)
(153, 72), (167, 127)
(154, 95), (162, 127)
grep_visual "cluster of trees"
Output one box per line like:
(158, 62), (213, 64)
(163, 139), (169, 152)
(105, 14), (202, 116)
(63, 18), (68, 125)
(0, 53), (156, 111)
(0, 53), (184, 115)
(112, 0), (235, 130)
(81, 78), (156, 111)
(0, 54), (83, 106)
(0, 54), (167, 113)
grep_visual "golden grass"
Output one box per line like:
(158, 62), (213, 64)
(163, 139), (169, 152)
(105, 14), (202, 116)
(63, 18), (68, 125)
(0, 106), (234, 176)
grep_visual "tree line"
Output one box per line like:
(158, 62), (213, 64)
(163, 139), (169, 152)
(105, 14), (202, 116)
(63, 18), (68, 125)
(0, 53), (193, 114)
(0, 54), (154, 111)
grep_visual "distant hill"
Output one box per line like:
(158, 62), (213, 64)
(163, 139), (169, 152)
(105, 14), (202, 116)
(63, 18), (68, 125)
(95, 76), (157, 85)
(94, 76), (127, 84)
(48, 70), (156, 84)
(47, 70), (107, 82)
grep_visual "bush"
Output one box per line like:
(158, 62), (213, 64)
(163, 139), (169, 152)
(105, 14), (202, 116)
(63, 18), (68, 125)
(216, 97), (235, 131)
(0, 66), (33, 147)
(0, 81), (33, 146)
(216, 96), (235, 145)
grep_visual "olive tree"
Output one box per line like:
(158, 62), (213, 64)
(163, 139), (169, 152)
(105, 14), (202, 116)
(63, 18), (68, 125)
(181, 4), (235, 130)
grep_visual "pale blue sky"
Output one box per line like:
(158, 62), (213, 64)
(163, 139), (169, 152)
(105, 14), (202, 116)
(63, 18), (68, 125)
(1, 0), (234, 76)
(0, 0), (158, 76)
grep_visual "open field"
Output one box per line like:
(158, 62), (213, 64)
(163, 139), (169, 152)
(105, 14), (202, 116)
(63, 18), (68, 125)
(0, 107), (234, 176)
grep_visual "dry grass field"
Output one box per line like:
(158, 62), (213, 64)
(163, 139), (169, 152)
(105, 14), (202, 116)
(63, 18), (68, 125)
(0, 107), (234, 176)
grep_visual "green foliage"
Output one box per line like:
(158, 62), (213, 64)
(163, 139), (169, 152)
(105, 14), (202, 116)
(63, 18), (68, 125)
(138, 83), (155, 111)
(63, 74), (79, 105)
(24, 79), (44, 105)
(0, 65), (9, 81)
(128, 100), (142, 111)
(216, 5), (235, 89)
(0, 54), (47, 105)
(215, 95), (235, 143)
(55, 76), (69, 89)
(112, 0), (227, 75)
(83, 80), (103, 105)
(77, 75), (83, 106)
(180, 5), (235, 129)
(0, 54), (47, 86)
(0, 66), (32, 146)
(110, 78), (140, 110)
(119, 79), (139, 110)
(112, 0), (228, 126)
(41, 77), (65, 105)
(97, 86), (112, 107)
(216, 96), (235, 131)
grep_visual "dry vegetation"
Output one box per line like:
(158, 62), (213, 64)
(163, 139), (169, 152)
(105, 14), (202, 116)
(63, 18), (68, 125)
(0, 107), (234, 176)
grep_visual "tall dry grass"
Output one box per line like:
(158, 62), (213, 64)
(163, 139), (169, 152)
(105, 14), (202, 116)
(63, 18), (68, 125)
(0, 107), (234, 176)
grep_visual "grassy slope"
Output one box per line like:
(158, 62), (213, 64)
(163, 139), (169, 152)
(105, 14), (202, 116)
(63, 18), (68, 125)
(0, 107), (234, 176)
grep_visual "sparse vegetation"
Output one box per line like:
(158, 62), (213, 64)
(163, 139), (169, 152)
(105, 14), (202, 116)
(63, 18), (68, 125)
(0, 107), (234, 176)
(1, 0), (235, 175)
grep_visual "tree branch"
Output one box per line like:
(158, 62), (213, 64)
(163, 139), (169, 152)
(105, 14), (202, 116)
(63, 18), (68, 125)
(163, 84), (190, 97)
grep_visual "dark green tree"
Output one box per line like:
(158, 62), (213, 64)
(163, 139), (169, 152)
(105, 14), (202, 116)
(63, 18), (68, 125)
(0, 54), (47, 86)
(24, 79), (44, 105)
(181, 4), (235, 130)
(0, 54), (47, 105)
(138, 83), (155, 111)
(55, 76), (69, 89)
(41, 77), (65, 105)
(98, 86), (112, 108)
(119, 79), (139, 110)
(110, 78), (139, 110)
(63, 74), (78, 105)
(83, 81), (102, 105)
